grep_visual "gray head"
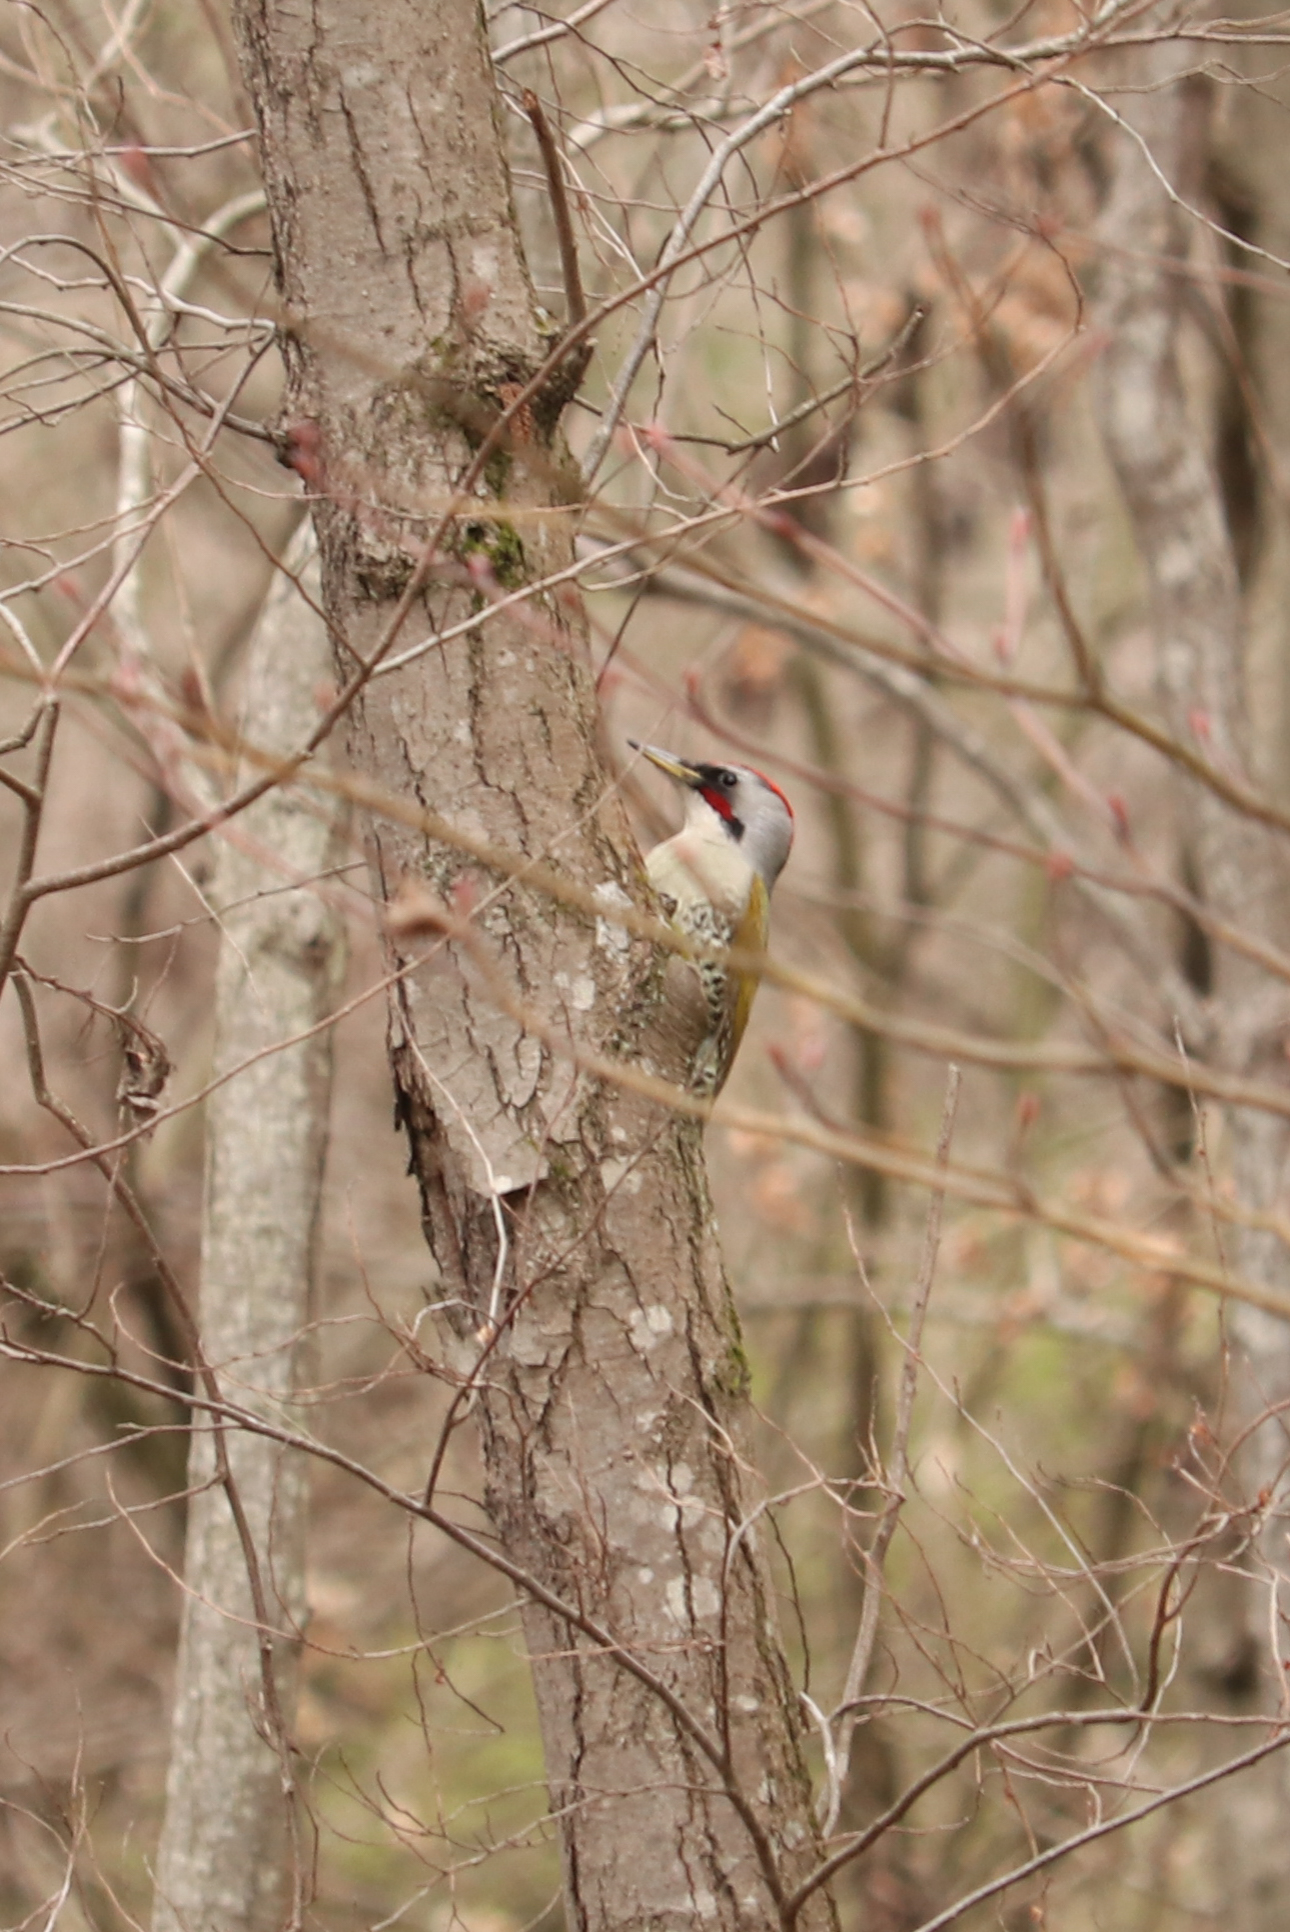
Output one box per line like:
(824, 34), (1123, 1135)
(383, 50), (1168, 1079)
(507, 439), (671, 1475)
(631, 742), (795, 889)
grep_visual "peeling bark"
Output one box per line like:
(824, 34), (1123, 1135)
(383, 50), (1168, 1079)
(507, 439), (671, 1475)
(227, 1), (836, 1925)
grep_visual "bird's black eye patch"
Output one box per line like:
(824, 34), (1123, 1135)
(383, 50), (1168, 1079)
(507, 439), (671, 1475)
(696, 761), (740, 797)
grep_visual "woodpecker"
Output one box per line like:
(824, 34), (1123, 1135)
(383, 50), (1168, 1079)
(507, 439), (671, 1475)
(630, 741), (794, 1094)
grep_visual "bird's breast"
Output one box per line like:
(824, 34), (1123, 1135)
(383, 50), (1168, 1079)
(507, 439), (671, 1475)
(645, 829), (755, 919)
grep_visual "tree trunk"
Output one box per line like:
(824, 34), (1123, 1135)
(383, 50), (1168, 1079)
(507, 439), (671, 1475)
(1092, 45), (1290, 1928)
(1210, 0), (1290, 809)
(227, 2), (837, 1926)
(152, 532), (340, 1932)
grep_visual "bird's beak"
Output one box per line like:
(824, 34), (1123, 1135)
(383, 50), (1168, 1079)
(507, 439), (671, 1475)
(628, 740), (704, 788)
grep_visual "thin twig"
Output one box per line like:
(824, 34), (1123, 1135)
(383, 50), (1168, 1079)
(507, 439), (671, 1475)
(0, 697), (58, 999)
(3, 867), (1289, 1309)
(678, 304), (926, 455)
(13, 1323), (1290, 1932)
(785, 1708), (1290, 1921)
(8, 662), (1289, 1123)
(822, 1064), (961, 1833)
(0, 1335), (792, 1919)
(9, 970), (305, 1897)
(522, 89), (586, 328)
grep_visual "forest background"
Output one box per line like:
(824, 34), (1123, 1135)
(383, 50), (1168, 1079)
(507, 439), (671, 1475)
(5, 0), (1290, 1928)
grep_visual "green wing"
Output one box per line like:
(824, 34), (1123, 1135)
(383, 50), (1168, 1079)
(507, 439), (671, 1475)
(724, 872), (770, 1085)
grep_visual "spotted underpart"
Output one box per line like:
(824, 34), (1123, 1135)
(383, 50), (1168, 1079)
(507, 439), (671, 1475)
(672, 895), (738, 1096)
(634, 741), (791, 1095)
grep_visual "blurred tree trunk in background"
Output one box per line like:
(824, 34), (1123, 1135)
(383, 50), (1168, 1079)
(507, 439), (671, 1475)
(226, 1), (837, 1926)
(1093, 53), (1290, 1928)
(23, 0), (1290, 1922)
(1213, 1), (1290, 807)
(151, 532), (340, 1932)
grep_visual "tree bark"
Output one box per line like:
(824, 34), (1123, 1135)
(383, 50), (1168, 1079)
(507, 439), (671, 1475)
(227, 2), (837, 1926)
(152, 532), (340, 1932)
(1092, 45), (1290, 1928)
